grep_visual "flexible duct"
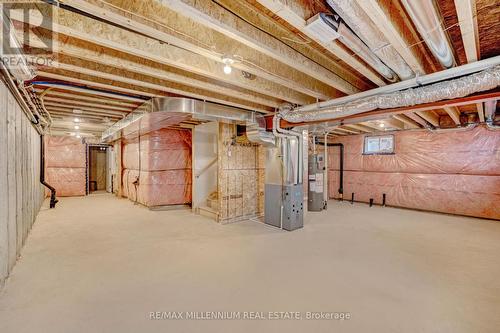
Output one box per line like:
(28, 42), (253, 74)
(401, 0), (455, 68)
(297, 56), (500, 113)
(326, 0), (415, 79)
(280, 65), (500, 123)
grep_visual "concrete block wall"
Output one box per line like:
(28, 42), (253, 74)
(0, 81), (45, 288)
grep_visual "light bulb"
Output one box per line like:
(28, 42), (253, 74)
(74, 125), (80, 129)
(223, 64), (232, 74)
(76, 134), (81, 138)
(379, 123), (385, 128)
(70, 132), (76, 136)
(74, 117), (80, 123)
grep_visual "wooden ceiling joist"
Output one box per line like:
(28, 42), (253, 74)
(214, 0), (373, 91)
(355, 0), (426, 75)
(454, 0), (480, 63)
(34, 89), (141, 108)
(57, 0), (343, 100)
(415, 111), (440, 127)
(155, 0), (358, 94)
(47, 109), (122, 120)
(33, 84), (146, 103)
(443, 107), (462, 125)
(46, 60), (272, 113)
(50, 39), (281, 109)
(42, 96), (135, 112)
(43, 102), (129, 117)
(13, 7), (313, 105)
(342, 124), (373, 133)
(392, 114), (421, 129)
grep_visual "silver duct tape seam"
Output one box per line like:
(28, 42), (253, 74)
(282, 65), (500, 123)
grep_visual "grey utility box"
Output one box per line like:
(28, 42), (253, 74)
(308, 154), (325, 211)
(265, 183), (304, 231)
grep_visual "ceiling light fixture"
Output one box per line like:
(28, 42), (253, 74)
(76, 134), (81, 138)
(74, 125), (80, 130)
(379, 123), (385, 128)
(70, 132), (76, 136)
(222, 56), (235, 75)
(73, 109), (83, 114)
(74, 117), (80, 123)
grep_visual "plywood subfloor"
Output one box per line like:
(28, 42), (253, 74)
(1, 194), (500, 333)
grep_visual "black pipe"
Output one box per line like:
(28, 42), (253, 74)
(315, 139), (344, 199)
(40, 135), (58, 208)
(382, 193), (386, 207)
(369, 198), (374, 207)
(351, 192), (354, 204)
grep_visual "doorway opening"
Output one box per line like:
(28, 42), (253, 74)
(87, 145), (110, 194)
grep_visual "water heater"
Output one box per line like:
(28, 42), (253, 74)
(308, 153), (325, 211)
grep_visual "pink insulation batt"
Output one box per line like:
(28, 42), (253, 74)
(45, 136), (86, 197)
(122, 127), (192, 207)
(327, 125), (500, 219)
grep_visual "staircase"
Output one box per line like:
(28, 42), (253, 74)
(198, 191), (219, 221)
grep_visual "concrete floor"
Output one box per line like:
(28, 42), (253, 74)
(1, 194), (500, 333)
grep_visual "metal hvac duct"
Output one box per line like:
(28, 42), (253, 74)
(401, 0), (456, 68)
(101, 97), (264, 142)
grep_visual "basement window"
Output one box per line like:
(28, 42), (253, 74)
(363, 135), (394, 155)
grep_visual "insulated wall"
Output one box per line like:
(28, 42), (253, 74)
(328, 126), (500, 219)
(0, 81), (45, 288)
(122, 127), (192, 207)
(45, 136), (86, 196)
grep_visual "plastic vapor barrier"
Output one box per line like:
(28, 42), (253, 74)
(122, 126), (192, 207)
(327, 125), (500, 219)
(45, 136), (86, 196)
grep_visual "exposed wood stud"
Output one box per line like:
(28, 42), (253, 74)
(443, 107), (461, 125)
(454, 0), (480, 62)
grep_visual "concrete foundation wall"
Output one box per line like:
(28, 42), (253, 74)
(0, 80), (45, 288)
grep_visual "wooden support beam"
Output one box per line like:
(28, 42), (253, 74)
(443, 107), (461, 125)
(12, 7), (313, 105)
(476, 102), (485, 122)
(156, 0), (359, 94)
(392, 114), (421, 129)
(355, 0), (426, 74)
(454, 0), (480, 62)
(256, 0), (386, 86)
(57, 0), (341, 100)
(415, 111), (440, 127)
